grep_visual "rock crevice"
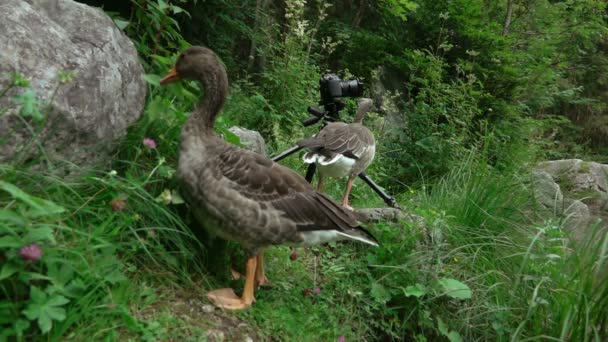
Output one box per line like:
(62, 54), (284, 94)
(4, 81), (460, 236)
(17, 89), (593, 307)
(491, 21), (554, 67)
(534, 159), (608, 237)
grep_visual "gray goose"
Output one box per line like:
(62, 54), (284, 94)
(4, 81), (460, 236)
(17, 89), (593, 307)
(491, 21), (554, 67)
(298, 99), (376, 210)
(159, 47), (378, 310)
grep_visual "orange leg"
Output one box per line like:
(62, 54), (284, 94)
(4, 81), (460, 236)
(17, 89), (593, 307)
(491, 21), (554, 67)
(255, 249), (271, 287)
(341, 177), (355, 211)
(317, 175), (324, 192)
(207, 256), (257, 310)
(231, 249), (271, 286)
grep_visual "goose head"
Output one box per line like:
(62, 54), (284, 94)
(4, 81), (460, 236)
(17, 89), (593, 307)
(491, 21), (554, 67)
(160, 46), (226, 86)
(160, 46), (229, 131)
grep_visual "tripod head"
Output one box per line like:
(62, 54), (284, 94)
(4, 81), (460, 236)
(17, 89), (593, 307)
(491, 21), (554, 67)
(302, 74), (363, 127)
(302, 100), (345, 126)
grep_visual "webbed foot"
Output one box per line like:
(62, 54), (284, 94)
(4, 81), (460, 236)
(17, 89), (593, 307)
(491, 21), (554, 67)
(206, 288), (254, 310)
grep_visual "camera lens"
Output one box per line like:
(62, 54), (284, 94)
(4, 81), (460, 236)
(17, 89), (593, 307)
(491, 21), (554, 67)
(340, 79), (363, 98)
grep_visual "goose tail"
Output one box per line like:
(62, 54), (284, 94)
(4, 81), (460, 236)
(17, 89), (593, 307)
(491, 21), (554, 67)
(336, 227), (379, 247)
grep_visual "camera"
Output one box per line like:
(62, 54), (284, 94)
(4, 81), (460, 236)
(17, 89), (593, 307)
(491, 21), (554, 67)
(319, 74), (363, 103)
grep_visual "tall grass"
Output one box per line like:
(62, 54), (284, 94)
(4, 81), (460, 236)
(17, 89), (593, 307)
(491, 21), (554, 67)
(391, 155), (608, 340)
(0, 161), (206, 339)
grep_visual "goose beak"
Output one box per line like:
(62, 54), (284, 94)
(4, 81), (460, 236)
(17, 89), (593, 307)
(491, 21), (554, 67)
(160, 67), (180, 85)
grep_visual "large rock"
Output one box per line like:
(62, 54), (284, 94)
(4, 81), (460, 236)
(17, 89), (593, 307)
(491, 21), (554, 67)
(354, 207), (417, 224)
(228, 126), (267, 156)
(537, 159), (583, 179)
(601, 192), (608, 211)
(563, 200), (591, 238)
(535, 160), (608, 241)
(532, 171), (564, 214)
(536, 160), (608, 211)
(0, 0), (145, 172)
(537, 159), (608, 193)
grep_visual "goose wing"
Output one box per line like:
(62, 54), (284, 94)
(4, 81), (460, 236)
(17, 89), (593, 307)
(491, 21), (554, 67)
(298, 122), (374, 160)
(215, 145), (378, 245)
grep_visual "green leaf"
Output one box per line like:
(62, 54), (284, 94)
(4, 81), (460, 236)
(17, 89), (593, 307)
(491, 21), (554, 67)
(151, 54), (172, 65)
(370, 283), (391, 304)
(47, 295), (69, 307)
(47, 262), (74, 286)
(158, 165), (176, 179)
(0, 235), (22, 248)
(171, 5), (188, 15)
(0, 181), (65, 218)
(24, 226), (55, 244)
(35, 311), (52, 334)
(403, 283), (427, 298)
(11, 72), (30, 87)
(117, 306), (141, 331)
(22, 287), (70, 333)
(437, 316), (449, 335)
(438, 278), (472, 299)
(24, 272), (52, 281)
(13, 89), (44, 121)
(0, 302), (18, 325)
(0, 209), (27, 226)
(221, 128), (243, 146)
(0, 262), (19, 280)
(157, 0), (169, 11)
(145, 95), (170, 122)
(104, 269), (127, 284)
(113, 18), (129, 30)
(14, 319), (30, 339)
(170, 190), (185, 205)
(446, 331), (463, 342)
(381, 0), (418, 21)
(63, 279), (86, 298)
(436, 317), (462, 341)
(143, 74), (161, 86)
(30, 286), (46, 302)
(57, 70), (75, 84)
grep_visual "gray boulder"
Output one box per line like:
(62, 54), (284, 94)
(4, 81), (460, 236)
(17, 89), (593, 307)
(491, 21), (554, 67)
(228, 126), (267, 156)
(601, 192), (608, 211)
(563, 200), (591, 235)
(537, 159), (608, 193)
(0, 0), (145, 172)
(537, 159), (583, 180)
(535, 160), (608, 242)
(536, 160), (608, 212)
(532, 171), (564, 214)
(580, 162), (608, 193)
(354, 207), (410, 223)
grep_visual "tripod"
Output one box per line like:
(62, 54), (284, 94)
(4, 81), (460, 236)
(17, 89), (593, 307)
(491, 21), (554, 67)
(271, 99), (400, 209)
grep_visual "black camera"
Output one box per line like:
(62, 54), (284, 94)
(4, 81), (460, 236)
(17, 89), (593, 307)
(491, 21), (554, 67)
(319, 74), (363, 103)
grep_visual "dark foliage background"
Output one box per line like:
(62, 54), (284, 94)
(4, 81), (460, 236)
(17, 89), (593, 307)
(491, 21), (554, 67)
(85, 0), (607, 189)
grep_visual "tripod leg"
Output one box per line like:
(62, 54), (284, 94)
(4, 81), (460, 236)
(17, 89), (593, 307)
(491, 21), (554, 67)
(305, 163), (316, 183)
(357, 172), (400, 209)
(271, 145), (303, 162)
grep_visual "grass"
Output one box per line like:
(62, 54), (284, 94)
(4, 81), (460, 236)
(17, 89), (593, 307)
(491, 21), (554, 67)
(0, 161), (207, 340)
(408, 160), (608, 341)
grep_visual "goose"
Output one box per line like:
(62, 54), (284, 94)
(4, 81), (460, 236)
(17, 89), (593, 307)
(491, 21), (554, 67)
(159, 46), (378, 310)
(297, 99), (376, 210)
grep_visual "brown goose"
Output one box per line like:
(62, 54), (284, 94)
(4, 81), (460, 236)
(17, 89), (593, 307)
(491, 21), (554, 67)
(298, 99), (376, 210)
(160, 47), (378, 310)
